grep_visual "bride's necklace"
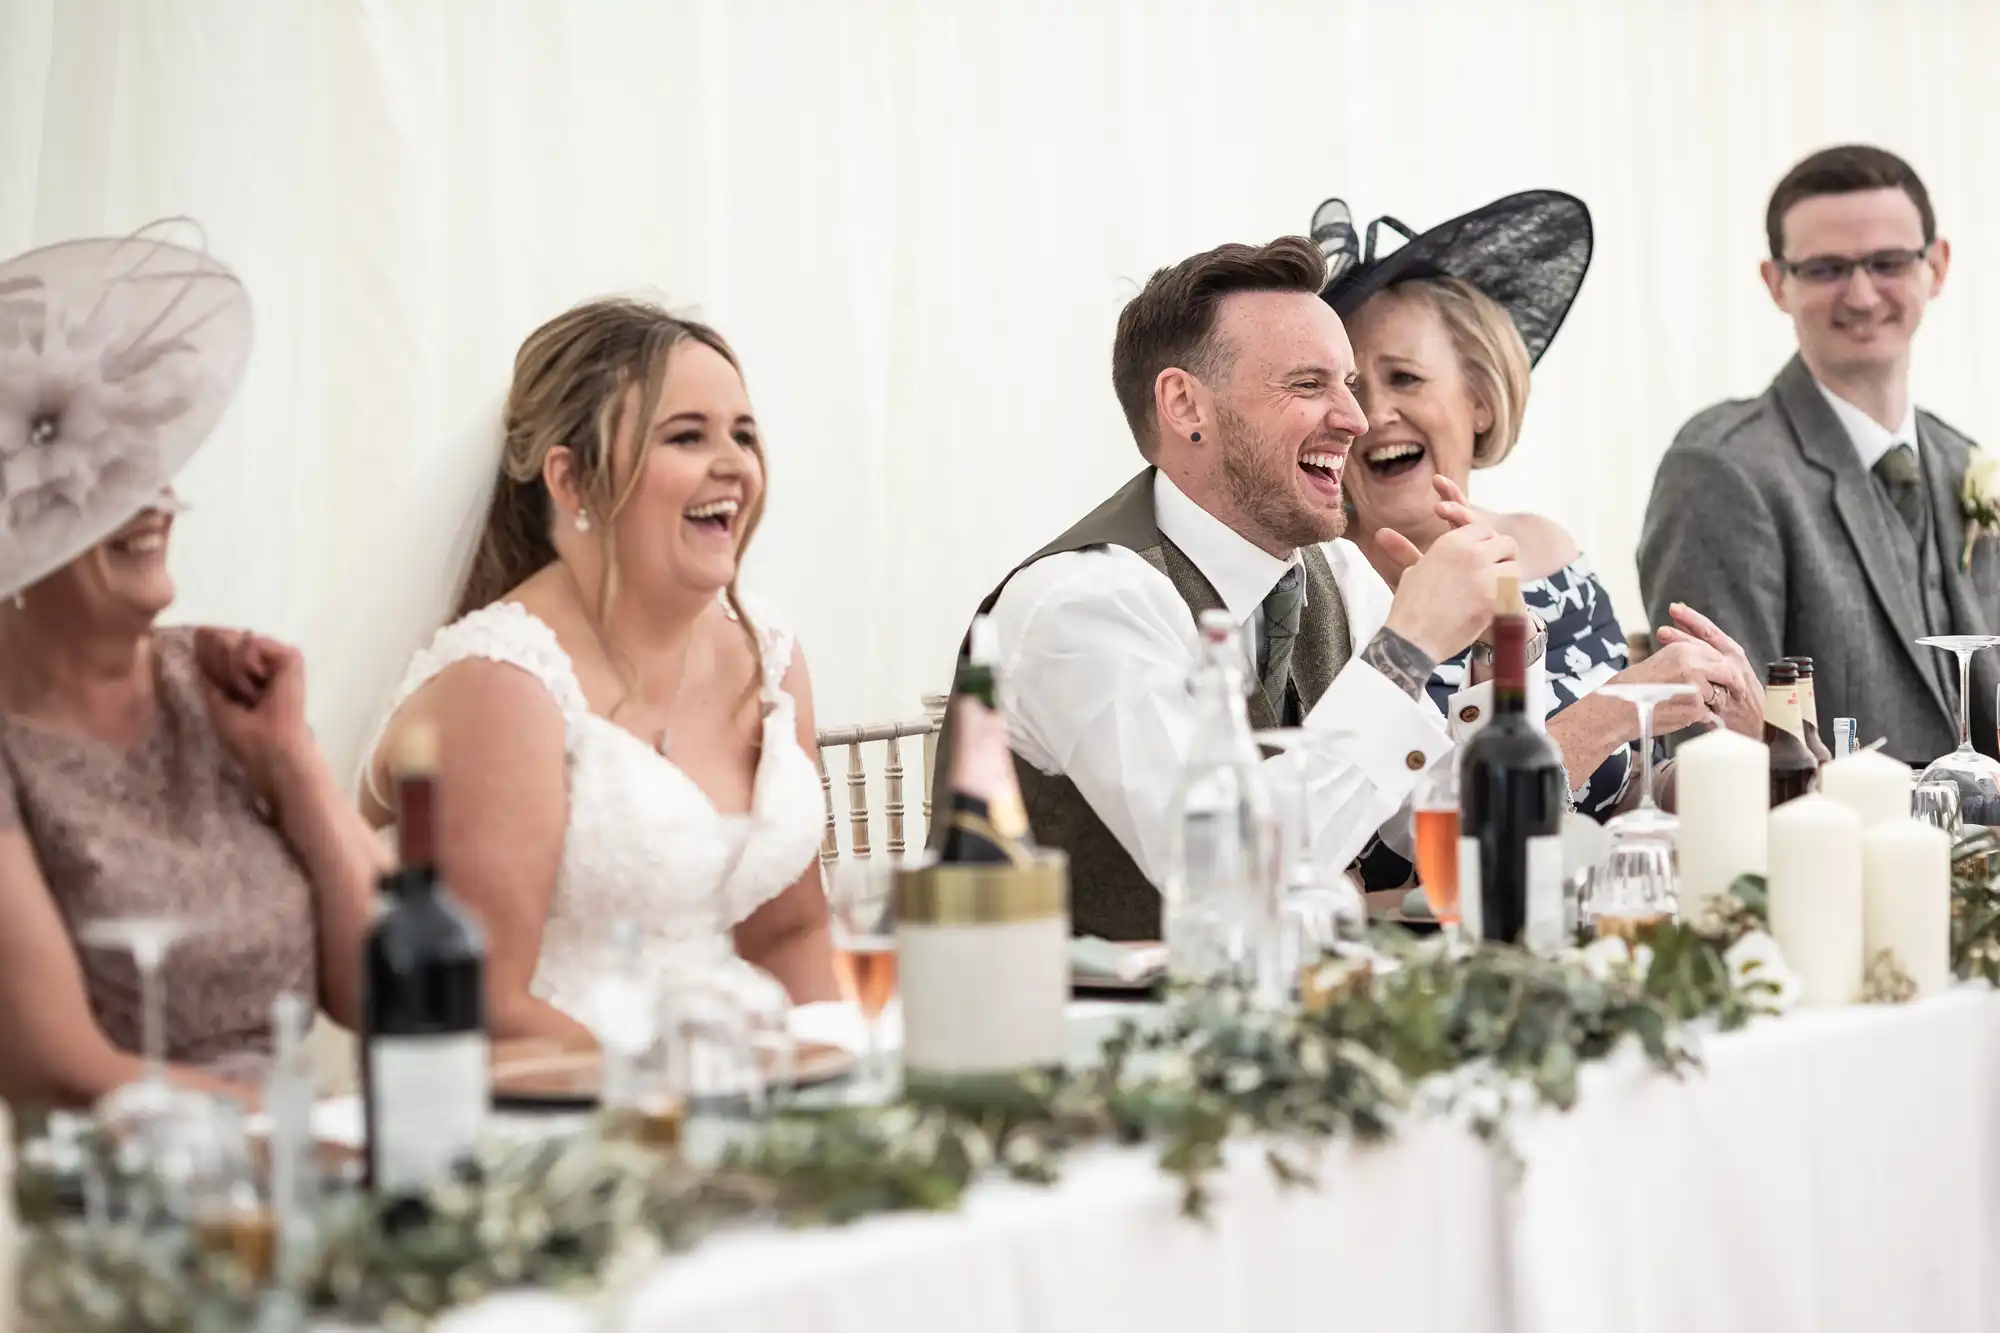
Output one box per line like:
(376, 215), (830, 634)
(562, 563), (693, 760)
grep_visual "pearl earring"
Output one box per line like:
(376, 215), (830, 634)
(575, 511), (591, 534)
(9, 593), (22, 612)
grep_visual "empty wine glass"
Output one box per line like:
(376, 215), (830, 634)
(1915, 636), (2000, 824)
(76, 916), (201, 1132)
(1595, 683), (1695, 848)
(827, 857), (899, 1103)
(1253, 729), (1364, 949)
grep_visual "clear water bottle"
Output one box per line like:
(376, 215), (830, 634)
(1165, 610), (1282, 997)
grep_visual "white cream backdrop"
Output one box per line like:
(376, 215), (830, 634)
(3, 0), (1998, 783)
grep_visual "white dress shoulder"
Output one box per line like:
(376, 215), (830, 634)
(372, 595), (823, 1018)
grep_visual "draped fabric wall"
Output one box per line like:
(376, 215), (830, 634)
(4, 0), (1997, 782)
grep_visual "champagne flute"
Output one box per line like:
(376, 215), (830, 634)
(76, 915), (202, 1131)
(1410, 760), (1460, 926)
(1915, 636), (2000, 825)
(827, 858), (899, 1103)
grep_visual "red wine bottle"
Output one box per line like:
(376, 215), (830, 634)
(361, 723), (489, 1194)
(1457, 576), (1566, 951)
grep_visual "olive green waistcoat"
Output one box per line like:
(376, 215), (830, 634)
(927, 468), (1352, 940)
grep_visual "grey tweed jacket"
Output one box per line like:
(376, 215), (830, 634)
(1638, 355), (2000, 766)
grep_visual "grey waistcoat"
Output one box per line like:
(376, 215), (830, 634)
(927, 468), (1354, 941)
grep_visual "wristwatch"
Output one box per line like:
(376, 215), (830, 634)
(1468, 615), (1548, 669)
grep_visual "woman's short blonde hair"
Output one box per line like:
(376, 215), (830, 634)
(1391, 275), (1533, 468)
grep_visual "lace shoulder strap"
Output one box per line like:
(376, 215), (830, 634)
(728, 590), (796, 708)
(360, 603), (591, 802)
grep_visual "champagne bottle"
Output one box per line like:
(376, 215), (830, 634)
(1782, 656), (1836, 764)
(1457, 576), (1566, 952)
(361, 722), (489, 1194)
(1762, 661), (1819, 807)
(939, 616), (1035, 865)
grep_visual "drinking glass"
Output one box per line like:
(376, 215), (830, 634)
(1912, 780), (1963, 837)
(179, 1099), (278, 1286)
(827, 857), (900, 1103)
(76, 916), (201, 1132)
(1915, 636), (2000, 822)
(1410, 760), (1460, 926)
(1595, 683), (1695, 848)
(1583, 840), (1676, 943)
(1253, 729), (1365, 941)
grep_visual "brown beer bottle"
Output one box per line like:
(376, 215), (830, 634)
(1782, 656), (1836, 764)
(1763, 661), (1819, 807)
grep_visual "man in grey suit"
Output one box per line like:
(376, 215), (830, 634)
(1640, 145), (1996, 767)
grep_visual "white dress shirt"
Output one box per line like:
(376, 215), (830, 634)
(990, 473), (1503, 890)
(1815, 378), (1919, 472)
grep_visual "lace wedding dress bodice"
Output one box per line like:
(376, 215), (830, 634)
(376, 597), (823, 1018)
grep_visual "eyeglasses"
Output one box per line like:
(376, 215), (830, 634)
(1777, 246), (1931, 286)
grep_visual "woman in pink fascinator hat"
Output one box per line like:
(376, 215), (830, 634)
(0, 222), (380, 1110)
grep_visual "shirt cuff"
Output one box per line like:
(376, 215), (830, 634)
(1306, 652), (1454, 803)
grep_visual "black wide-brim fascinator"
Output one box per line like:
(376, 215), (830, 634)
(1312, 190), (1592, 367)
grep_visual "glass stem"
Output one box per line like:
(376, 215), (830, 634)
(1635, 702), (1658, 811)
(138, 954), (164, 1085)
(1960, 651), (1975, 750)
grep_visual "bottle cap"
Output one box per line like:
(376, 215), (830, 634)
(968, 615), (1000, 666)
(1765, 661), (1799, 685)
(1783, 655), (1816, 676)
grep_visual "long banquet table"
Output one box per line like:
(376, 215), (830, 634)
(326, 988), (2000, 1333)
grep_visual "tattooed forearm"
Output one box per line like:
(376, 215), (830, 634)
(1360, 628), (1438, 699)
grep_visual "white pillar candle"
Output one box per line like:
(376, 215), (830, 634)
(1768, 794), (1865, 1006)
(1820, 749), (1916, 830)
(1862, 819), (1953, 997)
(1676, 729), (1770, 920)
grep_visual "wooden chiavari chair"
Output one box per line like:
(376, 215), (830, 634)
(813, 694), (950, 872)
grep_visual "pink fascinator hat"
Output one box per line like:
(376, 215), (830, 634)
(0, 219), (252, 600)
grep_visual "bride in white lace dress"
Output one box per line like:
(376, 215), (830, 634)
(363, 299), (836, 1044)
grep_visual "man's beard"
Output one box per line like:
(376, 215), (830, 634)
(1214, 404), (1347, 551)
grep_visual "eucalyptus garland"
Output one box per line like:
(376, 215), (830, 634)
(15, 856), (1988, 1333)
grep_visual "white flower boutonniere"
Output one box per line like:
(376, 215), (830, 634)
(1960, 453), (2000, 572)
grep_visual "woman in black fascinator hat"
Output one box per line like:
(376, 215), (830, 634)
(1314, 191), (1766, 827)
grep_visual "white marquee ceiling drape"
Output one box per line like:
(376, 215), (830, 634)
(4, 0), (1997, 782)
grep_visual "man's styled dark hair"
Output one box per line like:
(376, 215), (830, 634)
(1766, 145), (1936, 259)
(1110, 236), (1326, 460)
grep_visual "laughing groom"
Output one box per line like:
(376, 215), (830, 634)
(932, 235), (1523, 940)
(1640, 145), (1999, 766)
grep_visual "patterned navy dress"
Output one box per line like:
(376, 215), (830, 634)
(1427, 556), (1636, 820)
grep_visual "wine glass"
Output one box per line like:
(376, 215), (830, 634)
(179, 1098), (278, 1286)
(1915, 636), (2000, 823)
(1252, 729), (1365, 940)
(827, 857), (899, 1103)
(76, 916), (201, 1131)
(1912, 780), (1963, 837)
(1595, 682), (1695, 848)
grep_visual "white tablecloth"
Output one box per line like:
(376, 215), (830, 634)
(1509, 987), (2000, 1333)
(324, 990), (2000, 1333)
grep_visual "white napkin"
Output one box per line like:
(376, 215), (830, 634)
(1069, 937), (1170, 983)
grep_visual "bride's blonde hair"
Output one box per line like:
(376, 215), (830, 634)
(458, 297), (766, 671)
